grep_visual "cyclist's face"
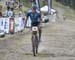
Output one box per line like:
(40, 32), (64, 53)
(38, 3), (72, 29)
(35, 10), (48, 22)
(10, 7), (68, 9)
(32, 9), (36, 13)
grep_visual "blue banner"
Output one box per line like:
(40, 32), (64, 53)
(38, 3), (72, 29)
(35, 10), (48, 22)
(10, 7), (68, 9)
(35, 0), (40, 11)
(48, 0), (52, 14)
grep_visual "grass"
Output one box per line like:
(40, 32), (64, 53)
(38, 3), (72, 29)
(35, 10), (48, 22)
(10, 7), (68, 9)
(53, 0), (75, 20)
(22, 6), (30, 13)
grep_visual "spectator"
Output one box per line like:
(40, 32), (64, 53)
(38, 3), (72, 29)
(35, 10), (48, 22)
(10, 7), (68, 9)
(6, 8), (14, 17)
(6, 0), (15, 11)
(19, 2), (23, 11)
(0, 5), (3, 17)
(6, 1), (10, 11)
(19, 11), (22, 17)
(14, 2), (19, 10)
(10, 0), (15, 11)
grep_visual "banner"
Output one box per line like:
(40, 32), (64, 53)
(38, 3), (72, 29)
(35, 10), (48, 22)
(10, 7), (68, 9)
(18, 17), (25, 31)
(0, 18), (10, 34)
(0, 17), (25, 34)
(4, 18), (10, 33)
(35, 0), (40, 11)
(0, 18), (4, 31)
(48, 0), (52, 14)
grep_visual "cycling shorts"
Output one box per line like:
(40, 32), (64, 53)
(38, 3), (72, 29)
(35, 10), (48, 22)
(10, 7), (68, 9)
(31, 22), (40, 27)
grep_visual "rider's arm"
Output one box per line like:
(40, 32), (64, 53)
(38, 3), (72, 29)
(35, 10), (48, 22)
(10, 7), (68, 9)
(25, 13), (30, 26)
(39, 13), (42, 23)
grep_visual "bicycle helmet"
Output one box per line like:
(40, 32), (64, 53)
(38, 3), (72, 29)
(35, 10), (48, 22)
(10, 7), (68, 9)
(32, 5), (37, 10)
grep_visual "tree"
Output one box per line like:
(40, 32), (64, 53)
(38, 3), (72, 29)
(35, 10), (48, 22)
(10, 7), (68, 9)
(55, 0), (75, 10)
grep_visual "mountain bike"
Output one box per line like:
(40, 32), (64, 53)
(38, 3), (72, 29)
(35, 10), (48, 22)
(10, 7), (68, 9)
(31, 26), (39, 56)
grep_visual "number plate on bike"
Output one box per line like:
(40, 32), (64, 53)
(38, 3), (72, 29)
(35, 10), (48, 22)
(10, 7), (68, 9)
(32, 27), (38, 31)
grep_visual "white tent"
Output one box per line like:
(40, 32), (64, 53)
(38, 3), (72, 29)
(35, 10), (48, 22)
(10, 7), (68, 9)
(40, 5), (48, 12)
(40, 5), (56, 14)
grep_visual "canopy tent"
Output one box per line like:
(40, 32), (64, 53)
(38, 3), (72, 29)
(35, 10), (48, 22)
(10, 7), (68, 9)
(40, 5), (56, 14)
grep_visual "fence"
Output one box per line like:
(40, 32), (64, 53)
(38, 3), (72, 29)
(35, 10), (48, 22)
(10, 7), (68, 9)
(0, 17), (31, 36)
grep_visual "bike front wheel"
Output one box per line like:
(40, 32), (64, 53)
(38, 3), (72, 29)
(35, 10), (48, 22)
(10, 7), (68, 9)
(32, 35), (39, 56)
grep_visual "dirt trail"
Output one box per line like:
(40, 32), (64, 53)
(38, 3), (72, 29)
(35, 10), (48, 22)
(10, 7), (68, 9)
(0, 6), (75, 60)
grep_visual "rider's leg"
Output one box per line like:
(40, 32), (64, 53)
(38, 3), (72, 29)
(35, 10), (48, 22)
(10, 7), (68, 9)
(38, 25), (42, 42)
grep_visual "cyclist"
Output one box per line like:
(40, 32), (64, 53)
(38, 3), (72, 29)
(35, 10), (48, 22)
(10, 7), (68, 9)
(25, 6), (42, 42)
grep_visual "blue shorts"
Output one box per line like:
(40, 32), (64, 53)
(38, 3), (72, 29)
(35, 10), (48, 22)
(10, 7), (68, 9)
(31, 22), (40, 27)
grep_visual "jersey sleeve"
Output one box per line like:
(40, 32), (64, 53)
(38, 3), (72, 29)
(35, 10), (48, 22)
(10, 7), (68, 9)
(26, 12), (30, 18)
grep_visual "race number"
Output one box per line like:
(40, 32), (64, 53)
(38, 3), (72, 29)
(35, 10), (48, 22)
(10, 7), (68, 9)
(32, 26), (38, 31)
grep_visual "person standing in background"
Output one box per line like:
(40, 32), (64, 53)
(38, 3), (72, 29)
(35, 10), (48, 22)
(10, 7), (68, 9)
(0, 5), (3, 17)
(8, 0), (14, 11)
(6, 0), (15, 11)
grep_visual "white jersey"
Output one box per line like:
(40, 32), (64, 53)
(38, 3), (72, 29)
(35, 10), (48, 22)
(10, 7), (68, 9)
(7, 10), (14, 17)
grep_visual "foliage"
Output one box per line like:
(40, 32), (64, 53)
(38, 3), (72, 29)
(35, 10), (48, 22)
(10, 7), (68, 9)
(21, 0), (31, 7)
(55, 0), (75, 9)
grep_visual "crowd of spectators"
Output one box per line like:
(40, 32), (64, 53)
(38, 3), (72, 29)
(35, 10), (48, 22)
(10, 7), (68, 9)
(0, 0), (23, 17)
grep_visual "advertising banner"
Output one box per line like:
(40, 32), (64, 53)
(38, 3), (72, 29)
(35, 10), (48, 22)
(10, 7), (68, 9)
(0, 17), (25, 34)
(4, 18), (10, 33)
(0, 18), (4, 31)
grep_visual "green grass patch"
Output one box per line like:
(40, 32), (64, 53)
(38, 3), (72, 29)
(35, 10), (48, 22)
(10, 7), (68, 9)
(22, 6), (30, 13)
